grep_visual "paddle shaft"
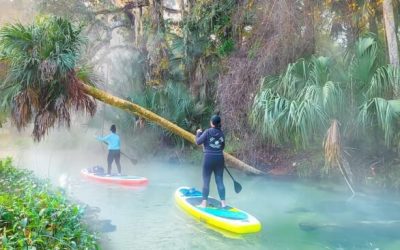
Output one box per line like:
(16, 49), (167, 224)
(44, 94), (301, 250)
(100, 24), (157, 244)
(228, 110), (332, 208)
(100, 141), (137, 164)
(120, 151), (138, 164)
(224, 166), (237, 182)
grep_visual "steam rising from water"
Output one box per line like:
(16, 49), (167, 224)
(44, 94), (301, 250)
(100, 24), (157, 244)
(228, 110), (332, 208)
(0, 0), (35, 25)
(2, 123), (400, 249)
(1, 2), (400, 249)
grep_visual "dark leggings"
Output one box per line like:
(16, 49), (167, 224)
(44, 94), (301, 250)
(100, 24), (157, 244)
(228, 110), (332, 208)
(202, 154), (225, 201)
(107, 150), (121, 174)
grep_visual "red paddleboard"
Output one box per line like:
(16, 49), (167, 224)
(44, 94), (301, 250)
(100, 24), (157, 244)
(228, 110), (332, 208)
(81, 168), (148, 186)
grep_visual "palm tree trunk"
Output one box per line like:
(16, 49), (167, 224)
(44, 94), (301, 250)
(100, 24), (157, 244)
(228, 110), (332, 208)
(383, 0), (399, 67)
(179, 0), (185, 21)
(303, 0), (315, 55)
(81, 83), (263, 174)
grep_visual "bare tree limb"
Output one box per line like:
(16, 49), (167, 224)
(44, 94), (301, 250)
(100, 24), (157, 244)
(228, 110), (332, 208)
(95, 0), (150, 15)
(163, 6), (180, 14)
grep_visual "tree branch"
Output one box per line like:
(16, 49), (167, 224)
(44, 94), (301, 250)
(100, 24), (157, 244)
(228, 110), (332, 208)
(163, 6), (180, 14)
(95, 0), (150, 15)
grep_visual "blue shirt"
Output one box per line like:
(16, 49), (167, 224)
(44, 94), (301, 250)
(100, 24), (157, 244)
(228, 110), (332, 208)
(96, 133), (121, 150)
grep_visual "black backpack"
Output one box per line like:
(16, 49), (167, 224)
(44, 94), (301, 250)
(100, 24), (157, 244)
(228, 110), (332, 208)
(89, 165), (105, 175)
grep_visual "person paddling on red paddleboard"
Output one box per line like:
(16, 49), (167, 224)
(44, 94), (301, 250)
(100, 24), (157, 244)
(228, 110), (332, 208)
(96, 124), (122, 176)
(196, 115), (226, 208)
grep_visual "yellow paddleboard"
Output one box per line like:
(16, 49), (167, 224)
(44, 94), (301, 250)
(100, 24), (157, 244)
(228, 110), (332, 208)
(175, 187), (262, 234)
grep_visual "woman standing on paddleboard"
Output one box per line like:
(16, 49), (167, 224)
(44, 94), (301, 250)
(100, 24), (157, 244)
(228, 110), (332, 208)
(96, 124), (122, 176)
(196, 115), (226, 208)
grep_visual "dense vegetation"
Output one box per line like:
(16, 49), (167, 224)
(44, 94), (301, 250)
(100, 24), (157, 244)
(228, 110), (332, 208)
(0, 0), (400, 190)
(0, 158), (98, 249)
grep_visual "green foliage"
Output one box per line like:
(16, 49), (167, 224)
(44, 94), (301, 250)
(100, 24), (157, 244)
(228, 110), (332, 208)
(0, 16), (84, 90)
(129, 82), (211, 145)
(217, 38), (235, 57)
(0, 110), (7, 127)
(0, 16), (96, 141)
(250, 56), (342, 147)
(0, 158), (98, 249)
(167, 0), (237, 82)
(185, 0), (236, 41)
(251, 36), (400, 150)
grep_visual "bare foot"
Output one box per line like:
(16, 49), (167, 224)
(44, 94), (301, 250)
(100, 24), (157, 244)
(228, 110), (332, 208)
(198, 200), (207, 208)
(220, 200), (226, 208)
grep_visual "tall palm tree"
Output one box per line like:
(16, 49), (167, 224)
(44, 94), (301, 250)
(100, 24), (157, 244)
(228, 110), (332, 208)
(0, 16), (262, 174)
(0, 16), (96, 141)
(382, 0), (399, 68)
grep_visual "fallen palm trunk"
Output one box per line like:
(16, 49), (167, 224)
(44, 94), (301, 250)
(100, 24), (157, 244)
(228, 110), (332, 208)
(82, 83), (263, 174)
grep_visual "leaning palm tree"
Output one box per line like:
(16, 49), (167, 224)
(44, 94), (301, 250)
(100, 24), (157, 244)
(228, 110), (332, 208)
(0, 16), (262, 174)
(0, 16), (96, 141)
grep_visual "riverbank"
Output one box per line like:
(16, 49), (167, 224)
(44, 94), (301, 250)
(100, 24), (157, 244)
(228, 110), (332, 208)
(0, 158), (99, 249)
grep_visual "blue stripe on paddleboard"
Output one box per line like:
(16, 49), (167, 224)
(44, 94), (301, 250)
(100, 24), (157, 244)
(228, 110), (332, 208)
(180, 188), (248, 220)
(180, 188), (202, 197)
(198, 207), (248, 220)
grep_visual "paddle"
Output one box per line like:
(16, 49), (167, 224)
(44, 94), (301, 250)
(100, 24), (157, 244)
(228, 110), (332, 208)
(120, 151), (138, 165)
(224, 166), (242, 193)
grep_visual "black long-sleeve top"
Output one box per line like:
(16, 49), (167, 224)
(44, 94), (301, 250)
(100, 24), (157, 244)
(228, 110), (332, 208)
(195, 128), (225, 155)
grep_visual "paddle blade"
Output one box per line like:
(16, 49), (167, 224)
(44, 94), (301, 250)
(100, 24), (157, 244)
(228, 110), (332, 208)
(234, 181), (242, 193)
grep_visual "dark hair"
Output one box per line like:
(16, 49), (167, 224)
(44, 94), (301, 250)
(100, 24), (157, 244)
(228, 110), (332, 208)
(110, 124), (116, 133)
(210, 115), (221, 128)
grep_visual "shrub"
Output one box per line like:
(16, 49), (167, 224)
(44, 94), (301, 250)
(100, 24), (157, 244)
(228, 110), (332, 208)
(0, 158), (98, 249)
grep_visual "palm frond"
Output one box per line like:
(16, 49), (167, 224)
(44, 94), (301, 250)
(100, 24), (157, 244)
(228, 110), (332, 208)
(0, 16), (95, 141)
(348, 37), (379, 87)
(250, 85), (328, 147)
(358, 98), (400, 146)
(251, 56), (339, 148)
(366, 65), (400, 99)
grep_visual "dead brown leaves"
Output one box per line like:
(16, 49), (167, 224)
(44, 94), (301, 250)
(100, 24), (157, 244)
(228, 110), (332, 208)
(11, 88), (39, 131)
(323, 119), (342, 167)
(10, 71), (97, 142)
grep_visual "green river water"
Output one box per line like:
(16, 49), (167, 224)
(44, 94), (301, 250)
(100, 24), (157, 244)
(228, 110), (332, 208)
(1, 128), (400, 250)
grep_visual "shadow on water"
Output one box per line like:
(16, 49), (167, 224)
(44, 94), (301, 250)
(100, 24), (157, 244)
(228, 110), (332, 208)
(293, 194), (400, 249)
(81, 205), (117, 233)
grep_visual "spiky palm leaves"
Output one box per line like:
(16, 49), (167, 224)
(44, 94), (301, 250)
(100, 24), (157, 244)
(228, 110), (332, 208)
(0, 16), (96, 141)
(250, 56), (343, 147)
(352, 38), (400, 147)
(252, 37), (400, 148)
(130, 81), (209, 145)
(251, 36), (400, 166)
